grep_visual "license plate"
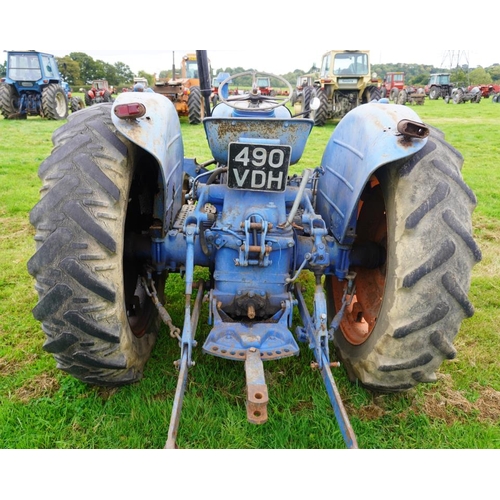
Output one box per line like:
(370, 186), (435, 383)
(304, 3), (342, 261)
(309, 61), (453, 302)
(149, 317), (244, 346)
(227, 143), (291, 192)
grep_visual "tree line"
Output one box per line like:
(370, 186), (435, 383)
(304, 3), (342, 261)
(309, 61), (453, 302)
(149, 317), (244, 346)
(1, 53), (499, 89)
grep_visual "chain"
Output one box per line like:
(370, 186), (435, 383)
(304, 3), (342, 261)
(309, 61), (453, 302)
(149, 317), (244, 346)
(141, 276), (181, 342)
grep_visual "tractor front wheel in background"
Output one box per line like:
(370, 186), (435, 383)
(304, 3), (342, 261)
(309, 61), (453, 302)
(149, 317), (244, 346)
(188, 86), (203, 124)
(70, 96), (85, 113)
(42, 83), (68, 120)
(27, 103), (165, 386)
(327, 128), (481, 392)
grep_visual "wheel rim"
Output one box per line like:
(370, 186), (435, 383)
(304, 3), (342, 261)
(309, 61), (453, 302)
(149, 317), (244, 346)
(124, 269), (157, 338)
(331, 176), (387, 345)
(55, 92), (66, 116)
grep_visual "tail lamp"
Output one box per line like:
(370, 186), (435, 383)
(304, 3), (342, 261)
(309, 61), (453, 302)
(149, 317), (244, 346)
(114, 102), (146, 119)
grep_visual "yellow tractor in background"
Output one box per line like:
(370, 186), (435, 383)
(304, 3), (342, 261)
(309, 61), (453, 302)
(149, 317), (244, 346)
(306, 50), (381, 126)
(152, 53), (204, 124)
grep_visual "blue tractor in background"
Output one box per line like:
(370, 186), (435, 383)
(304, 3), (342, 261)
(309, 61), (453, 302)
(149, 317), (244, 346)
(0, 50), (68, 119)
(27, 51), (481, 448)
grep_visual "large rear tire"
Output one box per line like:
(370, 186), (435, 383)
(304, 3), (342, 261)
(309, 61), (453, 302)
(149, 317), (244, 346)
(28, 103), (165, 386)
(188, 85), (203, 124)
(311, 87), (328, 126)
(0, 83), (19, 118)
(42, 83), (68, 120)
(327, 128), (481, 392)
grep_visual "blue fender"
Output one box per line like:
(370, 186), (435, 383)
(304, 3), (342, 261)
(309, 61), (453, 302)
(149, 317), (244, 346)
(315, 102), (428, 245)
(111, 92), (185, 236)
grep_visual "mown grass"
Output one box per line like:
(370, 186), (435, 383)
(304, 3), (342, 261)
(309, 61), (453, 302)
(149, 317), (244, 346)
(0, 95), (499, 451)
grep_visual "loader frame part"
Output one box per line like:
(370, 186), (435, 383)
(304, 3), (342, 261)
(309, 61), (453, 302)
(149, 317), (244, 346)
(28, 53), (480, 448)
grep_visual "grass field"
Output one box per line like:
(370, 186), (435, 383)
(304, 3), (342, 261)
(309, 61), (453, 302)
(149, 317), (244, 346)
(0, 95), (499, 455)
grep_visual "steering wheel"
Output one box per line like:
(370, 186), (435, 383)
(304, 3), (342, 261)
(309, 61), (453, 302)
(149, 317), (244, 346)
(218, 71), (293, 111)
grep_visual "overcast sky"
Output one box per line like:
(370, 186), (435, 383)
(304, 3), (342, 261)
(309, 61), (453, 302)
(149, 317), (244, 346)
(1, 5), (497, 75)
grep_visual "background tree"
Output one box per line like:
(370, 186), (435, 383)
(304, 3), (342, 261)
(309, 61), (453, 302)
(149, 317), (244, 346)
(469, 67), (493, 86)
(137, 70), (155, 87)
(56, 56), (81, 85)
(115, 62), (134, 85)
(69, 52), (101, 83)
(487, 64), (500, 82)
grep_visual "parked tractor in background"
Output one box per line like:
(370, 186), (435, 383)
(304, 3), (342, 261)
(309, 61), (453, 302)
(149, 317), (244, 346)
(381, 72), (425, 105)
(152, 53), (204, 124)
(0, 50), (68, 119)
(472, 84), (500, 98)
(256, 76), (276, 96)
(27, 51), (481, 449)
(381, 71), (405, 101)
(396, 85), (426, 106)
(451, 86), (482, 104)
(84, 79), (114, 106)
(290, 74), (316, 107)
(303, 50), (381, 126)
(425, 73), (453, 100)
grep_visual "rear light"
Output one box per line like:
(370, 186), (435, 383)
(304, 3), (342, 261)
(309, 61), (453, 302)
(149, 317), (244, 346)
(114, 102), (146, 119)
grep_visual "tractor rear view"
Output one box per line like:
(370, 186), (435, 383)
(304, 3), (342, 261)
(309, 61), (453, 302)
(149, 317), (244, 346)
(27, 50), (481, 449)
(0, 50), (68, 120)
(152, 53), (204, 124)
(84, 79), (114, 107)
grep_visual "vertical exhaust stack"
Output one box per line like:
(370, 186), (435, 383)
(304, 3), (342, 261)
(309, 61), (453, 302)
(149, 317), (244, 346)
(196, 50), (212, 118)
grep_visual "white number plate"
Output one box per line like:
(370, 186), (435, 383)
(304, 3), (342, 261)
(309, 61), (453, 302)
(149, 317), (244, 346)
(227, 143), (291, 192)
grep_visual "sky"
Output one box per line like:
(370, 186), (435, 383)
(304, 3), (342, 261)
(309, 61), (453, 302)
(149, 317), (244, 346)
(1, 5), (497, 76)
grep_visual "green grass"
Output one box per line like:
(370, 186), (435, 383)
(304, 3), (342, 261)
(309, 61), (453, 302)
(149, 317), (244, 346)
(0, 96), (499, 451)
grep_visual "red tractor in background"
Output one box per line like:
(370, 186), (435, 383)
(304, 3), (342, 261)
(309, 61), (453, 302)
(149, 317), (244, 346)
(84, 79), (114, 106)
(256, 76), (276, 96)
(471, 84), (500, 98)
(382, 72), (425, 105)
(381, 72), (405, 101)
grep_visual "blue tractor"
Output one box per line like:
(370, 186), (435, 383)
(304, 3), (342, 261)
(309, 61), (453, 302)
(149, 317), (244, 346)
(0, 50), (68, 119)
(27, 51), (481, 448)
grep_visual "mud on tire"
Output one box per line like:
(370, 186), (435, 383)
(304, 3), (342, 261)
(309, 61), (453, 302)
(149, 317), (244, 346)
(28, 103), (164, 386)
(328, 127), (481, 392)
